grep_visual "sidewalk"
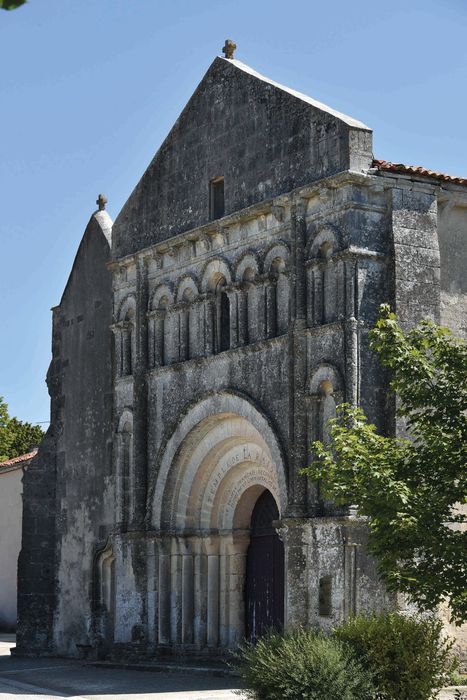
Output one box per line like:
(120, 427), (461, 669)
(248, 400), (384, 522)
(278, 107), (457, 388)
(0, 634), (463, 699)
(0, 635), (243, 700)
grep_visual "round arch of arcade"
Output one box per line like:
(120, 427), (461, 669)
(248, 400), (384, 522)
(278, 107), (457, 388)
(149, 392), (287, 651)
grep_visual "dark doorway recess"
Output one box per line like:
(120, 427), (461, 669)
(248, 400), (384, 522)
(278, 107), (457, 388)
(246, 489), (284, 641)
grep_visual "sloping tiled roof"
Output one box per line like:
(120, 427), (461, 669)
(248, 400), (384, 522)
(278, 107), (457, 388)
(373, 159), (467, 187)
(0, 449), (38, 473)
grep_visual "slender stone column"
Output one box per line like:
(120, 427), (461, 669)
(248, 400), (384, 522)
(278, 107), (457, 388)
(344, 259), (357, 319)
(286, 198), (309, 516)
(227, 532), (250, 646)
(237, 287), (248, 346)
(247, 285), (257, 343)
(182, 538), (194, 645)
(258, 282), (267, 340)
(219, 535), (230, 648)
(345, 317), (359, 405)
(277, 272), (290, 334)
(146, 537), (158, 648)
(111, 326), (123, 377)
(204, 298), (214, 355)
(205, 536), (220, 648)
(147, 315), (155, 370)
(306, 268), (313, 327)
(179, 307), (189, 362)
(154, 314), (164, 366)
(193, 536), (207, 649)
(228, 290), (238, 348)
(133, 256), (149, 526)
(170, 537), (183, 644)
(158, 537), (171, 645)
(313, 264), (323, 325)
(336, 260), (345, 320)
(266, 280), (277, 338)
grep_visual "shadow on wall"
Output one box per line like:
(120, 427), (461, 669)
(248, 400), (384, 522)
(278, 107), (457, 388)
(0, 623), (16, 633)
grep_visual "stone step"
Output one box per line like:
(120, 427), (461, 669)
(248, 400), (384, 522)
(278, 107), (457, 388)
(89, 660), (239, 678)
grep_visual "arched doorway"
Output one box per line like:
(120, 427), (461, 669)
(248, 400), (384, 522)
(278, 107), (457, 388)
(246, 490), (284, 640)
(149, 393), (288, 653)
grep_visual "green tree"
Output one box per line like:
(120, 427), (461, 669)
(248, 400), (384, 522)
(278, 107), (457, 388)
(7, 416), (44, 458)
(0, 396), (44, 461)
(0, 397), (13, 461)
(0, 1), (27, 9)
(303, 305), (467, 623)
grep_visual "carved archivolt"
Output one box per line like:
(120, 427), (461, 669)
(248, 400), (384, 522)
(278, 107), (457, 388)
(306, 224), (342, 260)
(149, 283), (174, 311)
(308, 363), (344, 396)
(149, 391), (287, 529)
(200, 257), (233, 293)
(308, 363), (344, 447)
(117, 293), (136, 321)
(175, 274), (199, 303)
(235, 251), (259, 282)
(263, 242), (290, 273)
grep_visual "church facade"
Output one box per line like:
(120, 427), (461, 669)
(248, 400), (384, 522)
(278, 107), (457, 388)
(16, 46), (467, 659)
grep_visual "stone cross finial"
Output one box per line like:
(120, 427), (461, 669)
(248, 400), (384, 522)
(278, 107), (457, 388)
(222, 39), (237, 59)
(96, 194), (107, 211)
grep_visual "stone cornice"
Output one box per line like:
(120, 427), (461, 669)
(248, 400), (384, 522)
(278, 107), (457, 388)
(146, 333), (288, 378)
(108, 170), (378, 271)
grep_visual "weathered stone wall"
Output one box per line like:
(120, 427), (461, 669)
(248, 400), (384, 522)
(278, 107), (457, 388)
(17, 416), (57, 654)
(100, 172), (393, 653)
(16, 211), (114, 657)
(391, 184), (441, 327)
(112, 57), (372, 258)
(438, 201), (467, 338)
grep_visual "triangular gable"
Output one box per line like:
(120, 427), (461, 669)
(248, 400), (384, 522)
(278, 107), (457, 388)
(58, 209), (112, 308)
(113, 56), (372, 258)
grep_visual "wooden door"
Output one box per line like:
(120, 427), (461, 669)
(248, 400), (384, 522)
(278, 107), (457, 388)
(246, 490), (284, 640)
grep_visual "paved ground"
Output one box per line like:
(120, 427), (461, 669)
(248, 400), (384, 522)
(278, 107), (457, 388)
(1, 635), (464, 699)
(0, 636), (243, 700)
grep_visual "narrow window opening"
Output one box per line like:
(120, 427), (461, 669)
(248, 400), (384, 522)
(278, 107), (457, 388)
(319, 575), (332, 617)
(210, 177), (225, 220)
(219, 291), (230, 351)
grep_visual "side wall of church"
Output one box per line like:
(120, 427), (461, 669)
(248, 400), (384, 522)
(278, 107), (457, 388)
(17, 213), (115, 657)
(438, 198), (467, 339)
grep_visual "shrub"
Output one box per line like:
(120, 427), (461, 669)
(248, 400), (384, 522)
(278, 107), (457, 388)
(450, 670), (467, 686)
(334, 612), (456, 700)
(232, 628), (376, 700)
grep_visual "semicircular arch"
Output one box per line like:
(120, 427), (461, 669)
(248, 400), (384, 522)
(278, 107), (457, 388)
(200, 258), (232, 293)
(149, 392), (287, 531)
(263, 242), (290, 274)
(117, 293), (136, 321)
(175, 274), (199, 303)
(307, 223), (342, 260)
(149, 283), (174, 311)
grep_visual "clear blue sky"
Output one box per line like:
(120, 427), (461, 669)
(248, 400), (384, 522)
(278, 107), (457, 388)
(1, 0), (466, 426)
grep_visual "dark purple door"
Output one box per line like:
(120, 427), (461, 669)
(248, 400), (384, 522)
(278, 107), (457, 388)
(246, 490), (284, 640)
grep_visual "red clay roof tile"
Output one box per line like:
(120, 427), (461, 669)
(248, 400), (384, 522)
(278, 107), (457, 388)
(0, 449), (38, 472)
(372, 159), (467, 187)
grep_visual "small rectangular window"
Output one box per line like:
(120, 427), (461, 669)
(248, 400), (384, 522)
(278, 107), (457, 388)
(210, 177), (225, 220)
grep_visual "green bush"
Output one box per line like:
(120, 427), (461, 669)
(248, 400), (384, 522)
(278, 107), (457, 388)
(232, 628), (376, 700)
(334, 612), (456, 700)
(450, 670), (467, 686)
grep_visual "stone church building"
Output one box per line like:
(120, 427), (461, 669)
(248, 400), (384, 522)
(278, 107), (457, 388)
(16, 44), (467, 659)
